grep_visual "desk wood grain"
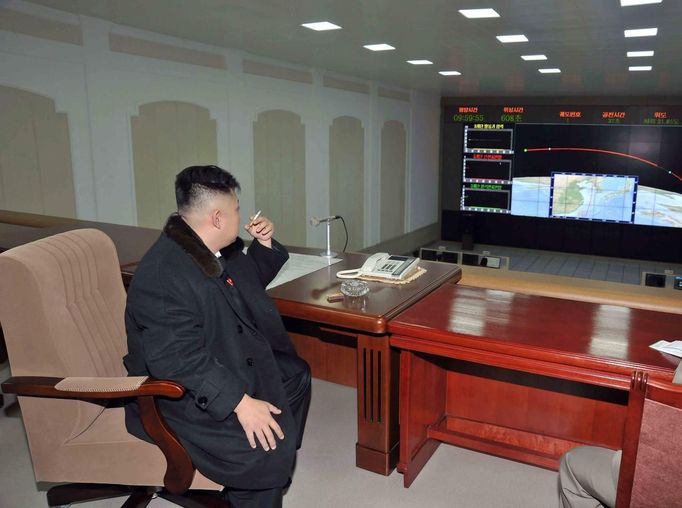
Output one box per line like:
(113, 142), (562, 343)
(269, 253), (461, 334)
(389, 284), (681, 486)
(269, 254), (461, 474)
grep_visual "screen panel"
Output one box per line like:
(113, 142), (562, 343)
(456, 118), (682, 229)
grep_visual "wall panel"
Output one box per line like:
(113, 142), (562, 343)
(330, 116), (364, 251)
(131, 101), (217, 228)
(380, 120), (406, 241)
(253, 110), (306, 247)
(0, 85), (76, 218)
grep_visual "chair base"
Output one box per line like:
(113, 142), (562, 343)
(46, 483), (228, 508)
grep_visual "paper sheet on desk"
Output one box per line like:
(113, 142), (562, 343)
(650, 340), (682, 358)
(266, 252), (342, 289)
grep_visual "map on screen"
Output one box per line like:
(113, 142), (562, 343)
(549, 173), (638, 223)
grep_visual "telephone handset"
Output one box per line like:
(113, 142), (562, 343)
(336, 253), (420, 281)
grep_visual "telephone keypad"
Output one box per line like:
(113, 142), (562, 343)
(378, 262), (400, 273)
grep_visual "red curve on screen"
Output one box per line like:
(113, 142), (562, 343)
(524, 147), (682, 183)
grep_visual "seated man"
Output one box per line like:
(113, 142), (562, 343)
(124, 165), (311, 508)
(559, 363), (682, 508)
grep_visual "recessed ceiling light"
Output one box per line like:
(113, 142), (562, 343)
(620, 0), (662, 6)
(439, 70), (462, 76)
(624, 27), (658, 37)
(627, 50), (655, 57)
(459, 8), (500, 18)
(496, 34), (528, 43)
(407, 60), (433, 65)
(300, 21), (342, 31)
(629, 65), (652, 71)
(364, 43), (395, 51)
(538, 68), (561, 73)
(521, 54), (547, 61)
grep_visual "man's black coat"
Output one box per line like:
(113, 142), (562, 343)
(124, 214), (297, 489)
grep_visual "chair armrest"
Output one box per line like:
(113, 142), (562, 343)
(1, 376), (184, 399)
(1, 375), (195, 495)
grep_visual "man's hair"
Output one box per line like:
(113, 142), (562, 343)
(175, 165), (240, 213)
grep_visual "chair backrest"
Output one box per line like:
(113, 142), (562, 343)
(615, 370), (682, 508)
(0, 229), (128, 441)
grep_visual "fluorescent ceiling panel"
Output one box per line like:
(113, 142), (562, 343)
(363, 43), (395, 51)
(300, 21), (341, 31)
(407, 60), (433, 65)
(459, 8), (500, 18)
(538, 68), (561, 73)
(620, 0), (662, 6)
(627, 50), (655, 57)
(496, 34), (528, 43)
(629, 65), (653, 71)
(439, 70), (462, 76)
(521, 54), (547, 61)
(624, 28), (658, 37)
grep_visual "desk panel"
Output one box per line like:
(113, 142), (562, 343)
(270, 257), (461, 474)
(389, 284), (681, 486)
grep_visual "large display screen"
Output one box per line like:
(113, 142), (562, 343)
(460, 122), (682, 228)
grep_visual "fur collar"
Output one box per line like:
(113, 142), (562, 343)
(163, 214), (244, 278)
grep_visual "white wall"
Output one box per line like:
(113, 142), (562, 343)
(0, 0), (441, 248)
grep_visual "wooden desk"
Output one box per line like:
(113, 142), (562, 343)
(268, 254), (461, 474)
(388, 284), (681, 487)
(0, 220), (159, 266)
(0, 216), (160, 287)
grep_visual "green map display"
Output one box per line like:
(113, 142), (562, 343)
(550, 173), (637, 222)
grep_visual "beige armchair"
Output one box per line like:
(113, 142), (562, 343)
(0, 229), (224, 507)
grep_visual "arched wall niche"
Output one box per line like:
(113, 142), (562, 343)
(380, 120), (406, 241)
(253, 109), (306, 246)
(131, 101), (218, 228)
(329, 115), (365, 251)
(0, 85), (76, 218)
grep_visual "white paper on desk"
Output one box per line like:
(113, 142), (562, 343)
(266, 253), (342, 289)
(650, 340), (682, 358)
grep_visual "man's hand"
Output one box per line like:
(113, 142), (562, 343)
(234, 393), (284, 450)
(244, 214), (274, 248)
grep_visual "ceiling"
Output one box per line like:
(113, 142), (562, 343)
(26, 0), (682, 97)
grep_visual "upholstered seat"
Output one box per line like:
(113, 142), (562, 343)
(615, 370), (682, 508)
(0, 229), (223, 507)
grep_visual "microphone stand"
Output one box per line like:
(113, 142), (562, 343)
(319, 220), (337, 258)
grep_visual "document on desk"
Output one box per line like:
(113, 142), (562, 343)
(650, 340), (682, 358)
(267, 253), (342, 290)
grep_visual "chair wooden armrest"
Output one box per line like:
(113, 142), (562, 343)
(1, 376), (184, 399)
(615, 370), (682, 508)
(1, 376), (195, 495)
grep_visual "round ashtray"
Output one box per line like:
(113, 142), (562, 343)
(340, 280), (370, 297)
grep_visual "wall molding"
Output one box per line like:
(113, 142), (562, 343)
(378, 86), (410, 102)
(323, 75), (369, 95)
(243, 59), (313, 84)
(0, 7), (82, 45)
(109, 33), (227, 70)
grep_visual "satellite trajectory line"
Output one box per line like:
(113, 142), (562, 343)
(523, 147), (682, 183)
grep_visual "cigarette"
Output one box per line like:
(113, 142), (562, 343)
(246, 210), (262, 229)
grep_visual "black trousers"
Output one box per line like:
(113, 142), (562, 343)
(274, 350), (311, 450)
(224, 350), (311, 508)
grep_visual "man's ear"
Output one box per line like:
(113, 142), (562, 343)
(210, 208), (221, 229)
